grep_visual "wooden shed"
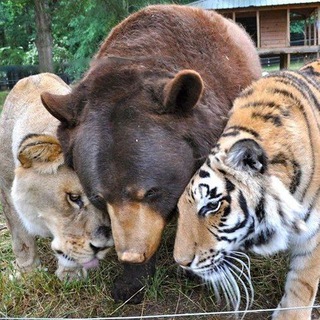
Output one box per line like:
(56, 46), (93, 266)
(189, 0), (320, 69)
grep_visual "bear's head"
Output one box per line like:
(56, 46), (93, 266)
(41, 57), (210, 263)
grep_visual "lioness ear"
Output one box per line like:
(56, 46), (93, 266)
(18, 134), (64, 173)
(226, 139), (267, 174)
(163, 70), (203, 114)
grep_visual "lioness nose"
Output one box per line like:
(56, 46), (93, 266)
(95, 225), (112, 238)
(90, 243), (107, 254)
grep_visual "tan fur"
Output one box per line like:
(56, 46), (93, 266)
(107, 202), (166, 263)
(174, 60), (320, 319)
(40, 5), (261, 266)
(0, 73), (113, 280)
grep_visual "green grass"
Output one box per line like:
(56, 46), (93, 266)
(0, 217), (226, 319)
(1, 208), (312, 320)
(262, 61), (305, 73)
(262, 58), (314, 73)
(0, 91), (9, 109)
(1, 62), (320, 319)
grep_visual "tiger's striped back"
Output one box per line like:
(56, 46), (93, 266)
(224, 61), (320, 203)
(174, 60), (320, 320)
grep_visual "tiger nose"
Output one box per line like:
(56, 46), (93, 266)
(174, 256), (193, 268)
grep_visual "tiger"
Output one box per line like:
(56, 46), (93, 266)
(174, 60), (320, 320)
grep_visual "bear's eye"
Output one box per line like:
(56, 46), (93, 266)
(67, 193), (84, 209)
(89, 194), (106, 211)
(144, 188), (161, 200)
(198, 201), (221, 217)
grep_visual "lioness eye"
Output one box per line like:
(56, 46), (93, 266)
(198, 201), (221, 217)
(67, 194), (84, 209)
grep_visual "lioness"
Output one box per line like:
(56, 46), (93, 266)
(0, 73), (114, 280)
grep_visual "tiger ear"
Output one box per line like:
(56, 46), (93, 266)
(162, 69), (203, 114)
(226, 139), (267, 174)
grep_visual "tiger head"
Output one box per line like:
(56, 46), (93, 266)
(174, 138), (307, 308)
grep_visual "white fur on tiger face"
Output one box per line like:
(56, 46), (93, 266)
(174, 60), (320, 320)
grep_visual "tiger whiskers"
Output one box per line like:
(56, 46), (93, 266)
(227, 252), (254, 307)
(196, 251), (253, 319)
(226, 259), (253, 317)
(233, 251), (251, 271)
(228, 253), (253, 292)
(221, 266), (241, 310)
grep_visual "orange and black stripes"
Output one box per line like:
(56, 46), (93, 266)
(175, 61), (320, 319)
(236, 70), (320, 202)
(221, 125), (261, 139)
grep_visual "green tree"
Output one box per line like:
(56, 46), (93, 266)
(0, 0), (195, 79)
(49, 0), (193, 78)
(34, 0), (53, 72)
(0, 0), (34, 64)
(0, 0), (34, 50)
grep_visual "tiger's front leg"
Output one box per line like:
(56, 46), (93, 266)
(272, 234), (320, 320)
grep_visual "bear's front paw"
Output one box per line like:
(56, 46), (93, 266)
(111, 276), (145, 304)
(111, 256), (156, 304)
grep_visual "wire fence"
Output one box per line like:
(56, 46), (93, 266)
(2, 304), (320, 320)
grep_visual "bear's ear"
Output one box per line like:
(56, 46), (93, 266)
(41, 91), (82, 127)
(226, 139), (267, 174)
(163, 70), (203, 114)
(18, 134), (64, 174)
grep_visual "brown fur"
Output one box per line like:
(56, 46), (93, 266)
(41, 4), (261, 302)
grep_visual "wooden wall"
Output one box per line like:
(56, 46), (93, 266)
(260, 10), (288, 48)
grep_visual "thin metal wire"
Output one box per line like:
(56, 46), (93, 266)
(2, 304), (320, 320)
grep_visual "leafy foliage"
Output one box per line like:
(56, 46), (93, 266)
(0, 0), (34, 50)
(0, 0), (194, 80)
(0, 46), (26, 65)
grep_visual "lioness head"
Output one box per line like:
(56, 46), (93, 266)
(12, 134), (114, 270)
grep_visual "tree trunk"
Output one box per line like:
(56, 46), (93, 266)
(34, 0), (53, 73)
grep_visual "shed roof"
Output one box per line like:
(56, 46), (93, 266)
(189, 0), (320, 10)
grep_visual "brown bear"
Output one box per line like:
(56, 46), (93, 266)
(41, 4), (261, 303)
